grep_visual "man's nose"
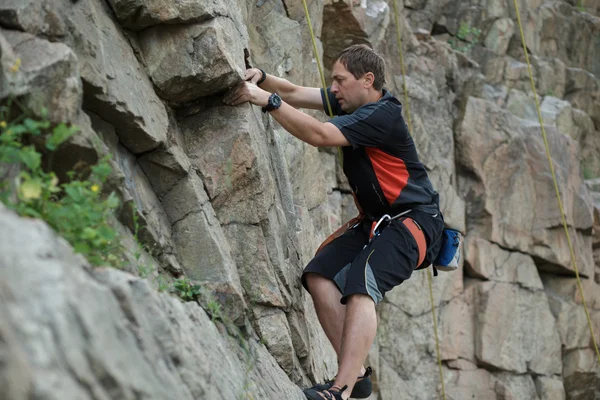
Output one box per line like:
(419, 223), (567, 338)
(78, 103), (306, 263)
(330, 84), (339, 93)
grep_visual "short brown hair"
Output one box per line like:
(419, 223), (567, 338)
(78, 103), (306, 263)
(333, 44), (386, 90)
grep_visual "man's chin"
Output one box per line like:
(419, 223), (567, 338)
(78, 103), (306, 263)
(341, 105), (355, 113)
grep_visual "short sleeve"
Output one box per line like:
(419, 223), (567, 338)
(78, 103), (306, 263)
(328, 102), (395, 148)
(320, 87), (343, 116)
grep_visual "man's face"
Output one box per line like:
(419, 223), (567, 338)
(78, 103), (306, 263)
(330, 61), (367, 113)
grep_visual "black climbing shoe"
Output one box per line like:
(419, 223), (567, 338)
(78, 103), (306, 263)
(304, 385), (347, 400)
(303, 367), (372, 399)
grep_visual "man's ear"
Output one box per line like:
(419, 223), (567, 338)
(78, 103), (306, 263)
(363, 72), (375, 88)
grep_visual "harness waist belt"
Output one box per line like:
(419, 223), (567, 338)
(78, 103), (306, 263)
(401, 218), (427, 268)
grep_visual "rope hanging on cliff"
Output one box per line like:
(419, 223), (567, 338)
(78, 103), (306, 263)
(301, 0), (345, 170)
(391, 1), (447, 398)
(512, 0), (600, 365)
(299, 0), (448, 398)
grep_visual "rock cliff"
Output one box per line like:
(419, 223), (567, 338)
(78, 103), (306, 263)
(0, 0), (599, 398)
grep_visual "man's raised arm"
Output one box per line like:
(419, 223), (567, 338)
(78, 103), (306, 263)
(245, 68), (324, 110)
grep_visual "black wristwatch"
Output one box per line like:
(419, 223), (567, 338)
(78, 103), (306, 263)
(262, 93), (282, 113)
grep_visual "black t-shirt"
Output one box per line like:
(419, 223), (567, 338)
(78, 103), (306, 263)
(321, 87), (444, 263)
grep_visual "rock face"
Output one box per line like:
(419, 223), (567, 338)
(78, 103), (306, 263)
(0, 204), (305, 400)
(457, 96), (594, 277)
(1, 0), (599, 399)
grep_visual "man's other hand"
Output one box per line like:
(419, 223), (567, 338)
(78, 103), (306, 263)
(244, 68), (263, 85)
(223, 81), (270, 107)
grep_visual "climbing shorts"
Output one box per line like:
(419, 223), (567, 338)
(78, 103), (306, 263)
(301, 217), (428, 305)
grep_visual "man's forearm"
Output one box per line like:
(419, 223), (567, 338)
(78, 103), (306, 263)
(258, 74), (296, 102)
(269, 102), (325, 146)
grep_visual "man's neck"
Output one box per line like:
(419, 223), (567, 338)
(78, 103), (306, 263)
(367, 89), (384, 104)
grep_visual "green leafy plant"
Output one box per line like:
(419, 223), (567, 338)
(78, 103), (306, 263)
(577, 1), (586, 12)
(156, 276), (169, 293)
(171, 277), (202, 301)
(448, 21), (482, 53)
(0, 111), (125, 268)
(138, 264), (151, 278)
(206, 299), (223, 321)
(582, 164), (595, 180)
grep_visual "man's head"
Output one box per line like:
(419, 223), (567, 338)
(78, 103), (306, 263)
(330, 44), (386, 113)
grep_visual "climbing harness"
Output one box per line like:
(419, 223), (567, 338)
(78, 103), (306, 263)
(369, 211), (427, 268)
(512, 0), (600, 365)
(369, 209), (412, 239)
(369, 211), (461, 274)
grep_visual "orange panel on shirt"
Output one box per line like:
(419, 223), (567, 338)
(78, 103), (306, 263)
(365, 147), (409, 206)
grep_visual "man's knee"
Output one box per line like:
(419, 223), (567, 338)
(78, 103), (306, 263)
(304, 272), (335, 294)
(344, 293), (375, 307)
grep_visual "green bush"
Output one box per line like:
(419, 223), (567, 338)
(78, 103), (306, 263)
(448, 21), (482, 53)
(0, 111), (124, 268)
(171, 277), (203, 301)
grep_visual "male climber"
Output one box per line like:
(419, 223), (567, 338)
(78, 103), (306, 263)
(223, 44), (444, 400)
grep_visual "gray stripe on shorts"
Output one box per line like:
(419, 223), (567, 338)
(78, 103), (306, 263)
(333, 263), (351, 293)
(365, 262), (383, 304)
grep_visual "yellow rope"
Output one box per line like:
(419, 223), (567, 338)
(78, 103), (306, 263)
(391, 1), (446, 398)
(512, 0), (600, 364)
(301, 0), (333, 119)
(301, 0), (344, 167)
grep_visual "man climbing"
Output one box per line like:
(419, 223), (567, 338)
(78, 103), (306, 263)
(223, 44), (444, 400)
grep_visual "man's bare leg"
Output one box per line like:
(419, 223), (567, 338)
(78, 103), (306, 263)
(305, 273), (367, 376)
(304, 273), (345, 354)
(332, 293), (377, 400)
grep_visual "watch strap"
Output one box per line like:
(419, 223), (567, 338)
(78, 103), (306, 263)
(257, 69), (267, 85)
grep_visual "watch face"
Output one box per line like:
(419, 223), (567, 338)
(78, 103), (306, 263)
(272, 94), (282, 108)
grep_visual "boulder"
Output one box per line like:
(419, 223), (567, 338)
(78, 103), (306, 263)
(62, 0), (168, 153)
(139, 17), (246, 104)
(0, 28), (81, 123)
(105, 0), (231, 31)
(224, 223), (286, 308)
(505, 88), (538, 121)
(483, 17), (514, 55)
(564, 67), (600, 130)
(562, 348), (600, 400)
(253, 306), (297, 375)
(533, 56), (566, 99)
(445, 368), (497, 400)
(536, 1), (600, 77)
(540, 96), (574, 137)
(163, 174), (247, 322)
(492, 372), (541, 400)
(439, 281), (477, 363)
(0, 0), (66, 38)
(138, 145), (193, 200)
(464, 236), (543, 290)
(180, 104), (276, 225)
(456, 96), (594, 276)
(475, 281), (562, 375)
(534, 376), (566, 400)
(246, 2), (304, 85)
